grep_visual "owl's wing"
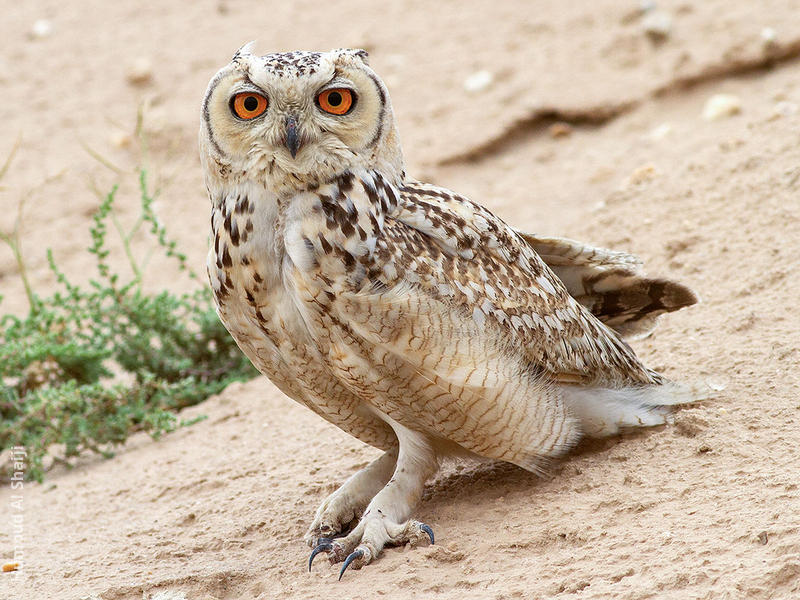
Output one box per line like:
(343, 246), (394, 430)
(515, 232), (698, 340)
(288, 174), (681, 466)
(390, 181), (662, 387)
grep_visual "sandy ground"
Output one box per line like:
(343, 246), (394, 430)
(2, 1), (800, 599)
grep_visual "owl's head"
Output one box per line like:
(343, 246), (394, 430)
(200, 45), (403, 194)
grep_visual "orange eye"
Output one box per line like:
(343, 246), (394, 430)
(317, 88), (355, 115)
(231, 92), (268, 120)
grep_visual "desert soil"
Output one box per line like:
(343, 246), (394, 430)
(2, 1), (800, 599)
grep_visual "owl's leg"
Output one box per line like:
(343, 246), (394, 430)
(304, 447), (398, 549)
(309, 421), (438, 576)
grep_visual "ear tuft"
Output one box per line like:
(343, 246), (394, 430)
(233, 41), (257, 62)
(335, 48), (370, 65)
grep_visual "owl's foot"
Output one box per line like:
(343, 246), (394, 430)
(308, 424), (438, 576)
(307, 513), (434, 577)
(304, 448), (398, 547)
(303, 494), (358, 548)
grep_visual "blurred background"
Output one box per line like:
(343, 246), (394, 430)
(2, 2), (799, 599)
(2, 0), (798, 313)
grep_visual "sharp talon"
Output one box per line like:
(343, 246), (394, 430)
(420, 523), (435, 545)
(338, 548), (365, 580)
(308, 541), (333, 572)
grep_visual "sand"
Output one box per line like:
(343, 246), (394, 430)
(1, 1), (799, 599)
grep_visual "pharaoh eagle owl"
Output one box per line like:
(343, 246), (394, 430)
(199, 45), (699, 577)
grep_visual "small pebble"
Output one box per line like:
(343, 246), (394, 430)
(627, 163), (658, 185)
(126, 58), (153, 86)
(110, 130), (132, 149)
(761, 27), (777, 47)
(548, 122), (572, 138)
(639, 0), (657, 12)
(29, 19), (52, 39)
(757, 531), (769, 545)
(707, 378), (727, 392)
(702, 94), (742, 121)
(648, 123), (672, 141)
(772, 101), (798, 119)
(463, 70), (493, 93)
(642, 11), (672, 41)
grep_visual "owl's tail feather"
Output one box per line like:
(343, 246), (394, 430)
(515, 231), (699, 340)
(560, 382), (707, 438)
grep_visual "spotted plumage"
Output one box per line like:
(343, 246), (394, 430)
(199, 46), (700, 575)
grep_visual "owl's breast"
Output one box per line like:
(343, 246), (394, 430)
(207, 190), (311, 377)
(204, 186), (397, 450)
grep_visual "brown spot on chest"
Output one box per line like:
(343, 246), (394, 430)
(221, 245), (232, 268)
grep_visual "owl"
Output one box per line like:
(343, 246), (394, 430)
(199, 45), (700, 578)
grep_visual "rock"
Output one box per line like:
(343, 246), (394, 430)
(639, 0), (657, 12)
(548, 122), (573, 138)
(627, 163), (658, 185)
(702, 94), (742, 121)
(771, 101), (798, 119)
(109, 130), (131, 149)
(648, 123), (672, 141)
(29, 19), (53, 40)
(126, 58), (153, 86)
(642, 11), (672, 41)
(463, 70), (493, 93)
(757, 531), (769, 545)
(761, 27), (777, 48)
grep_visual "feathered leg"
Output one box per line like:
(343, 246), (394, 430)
(305, 447), (398, 550)
(309, 419), (438, 577)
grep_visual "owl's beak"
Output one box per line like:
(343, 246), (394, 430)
(285, 115), (301, 158)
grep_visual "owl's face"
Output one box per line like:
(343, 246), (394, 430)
(200, 46), (403, 192)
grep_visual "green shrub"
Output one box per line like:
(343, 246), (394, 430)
(0, 170), (258, 482)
